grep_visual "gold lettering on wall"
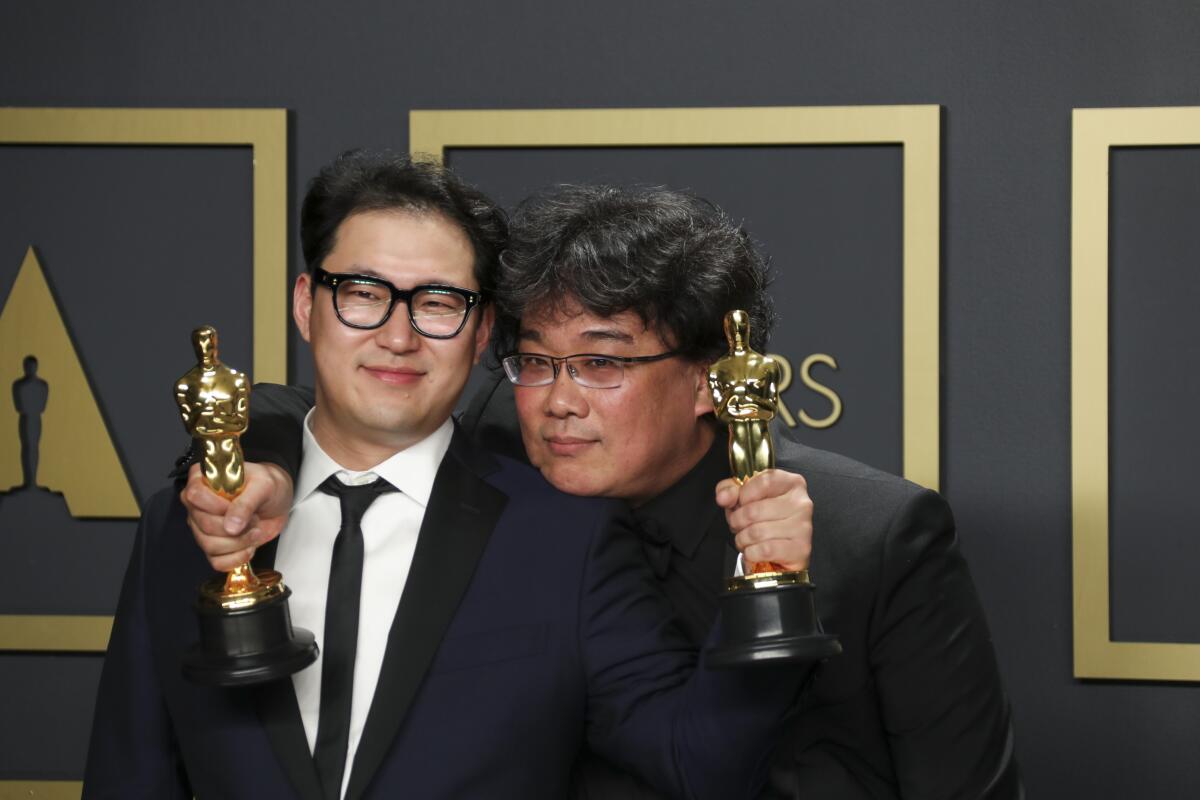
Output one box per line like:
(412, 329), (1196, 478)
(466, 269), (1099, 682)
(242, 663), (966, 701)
(797, 353), (843, 429)
(0, 247), (138, 517)
(771, 352), (844, 430)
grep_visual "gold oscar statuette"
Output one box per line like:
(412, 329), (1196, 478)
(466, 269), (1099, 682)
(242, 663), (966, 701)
(176, 325), (280, 603)
(706, 310), (841, 667)
(174, 325), (317, 685)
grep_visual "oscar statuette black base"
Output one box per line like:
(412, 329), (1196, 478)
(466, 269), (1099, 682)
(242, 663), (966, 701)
(707, 577), (842, 669)
(183, 586), (319, 687)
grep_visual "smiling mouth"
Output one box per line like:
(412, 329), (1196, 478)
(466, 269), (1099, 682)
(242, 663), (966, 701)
(362, 366), (424, 385)
(545, 435), (598, 456)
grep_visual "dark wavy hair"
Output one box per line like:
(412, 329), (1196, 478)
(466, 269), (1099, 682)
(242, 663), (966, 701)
(494, 184), (776, 361)
(300, 149), (508, 296)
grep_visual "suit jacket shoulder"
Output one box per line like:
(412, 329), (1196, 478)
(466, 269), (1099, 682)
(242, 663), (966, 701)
(764, 434), (1020, 799)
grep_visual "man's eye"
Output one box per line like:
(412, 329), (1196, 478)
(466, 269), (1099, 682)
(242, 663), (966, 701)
(415, 300), (453, 314)
(585, 357), (613, 368)
(339, 282), (387, 303)
(413, 290), (467, 315)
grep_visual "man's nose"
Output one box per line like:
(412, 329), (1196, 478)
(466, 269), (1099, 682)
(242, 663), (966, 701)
(544, 363), (588, 418)
(374, 303), (420, 352)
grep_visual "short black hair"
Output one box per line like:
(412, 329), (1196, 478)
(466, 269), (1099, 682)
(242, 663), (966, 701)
(300, 149), (508, 295)
(495, 184), (776, 361)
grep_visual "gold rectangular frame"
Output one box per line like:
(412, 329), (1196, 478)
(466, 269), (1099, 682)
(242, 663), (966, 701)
(0, 108), (288, 657)
(0, 782), (81, 800)
(0, 106), (287, 799)
(1072, 106), (1200, 680)
(412, 106), (941, 490)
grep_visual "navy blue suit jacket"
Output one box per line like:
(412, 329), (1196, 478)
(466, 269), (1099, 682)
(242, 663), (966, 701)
(84, 425), (798, 799)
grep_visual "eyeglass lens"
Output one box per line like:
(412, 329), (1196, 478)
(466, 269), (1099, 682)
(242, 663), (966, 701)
(505, 355), (625, 389)
(335, 278), (469, 335)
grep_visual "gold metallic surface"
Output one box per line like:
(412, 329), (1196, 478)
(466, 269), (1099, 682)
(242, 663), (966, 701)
(0, 247), (138, 516)
(0, 615), (112, 652)
(409, 105), (941, 490)
(727, 569), (812, 592)
(199, 569), (284, 610)
(176, 326), (250, 498)
(0, 106), (289, 655)
(1072, 106), (1200, 681)
(708, 310), (801, 579)
(176, 326), (269, 601)
(0, 780), (81, 799)
(796, 354), (844, 429)
(708, 310), (781, 485)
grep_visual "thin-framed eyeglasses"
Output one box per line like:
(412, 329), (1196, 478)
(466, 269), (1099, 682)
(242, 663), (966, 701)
(313, 267), (483, 338)
(501, 351), (679, 389)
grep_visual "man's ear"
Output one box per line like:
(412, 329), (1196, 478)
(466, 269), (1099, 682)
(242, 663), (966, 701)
(473, 303), (495, 364)
(293, 272), (313, 343)
(693, 361), (714, 418)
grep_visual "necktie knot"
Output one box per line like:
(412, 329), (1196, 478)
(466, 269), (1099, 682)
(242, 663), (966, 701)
(318, 475), (396, 522)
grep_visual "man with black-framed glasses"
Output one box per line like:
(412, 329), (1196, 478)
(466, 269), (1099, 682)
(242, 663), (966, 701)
(311, 266), (483, 337)
(175, 177), (1019, 797)
(85, 151), (810, 800)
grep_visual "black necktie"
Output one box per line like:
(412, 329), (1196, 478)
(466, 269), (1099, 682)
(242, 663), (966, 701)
(314, 475), (397, 800)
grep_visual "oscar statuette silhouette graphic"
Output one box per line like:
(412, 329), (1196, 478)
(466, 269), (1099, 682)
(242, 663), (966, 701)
(706, 310), (841, 667)
(175, 325), (317, 685)
(15, 356), (48, 490)
(14, 355), (48, 489)
(1, 352), (132, 627)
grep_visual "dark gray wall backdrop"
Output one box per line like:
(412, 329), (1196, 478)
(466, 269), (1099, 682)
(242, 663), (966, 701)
(4, 1), (1200, 795)
(1110, 147), (1200, 646)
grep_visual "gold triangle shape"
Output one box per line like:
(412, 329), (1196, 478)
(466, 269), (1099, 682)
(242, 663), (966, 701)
(0, 247), (139, 517)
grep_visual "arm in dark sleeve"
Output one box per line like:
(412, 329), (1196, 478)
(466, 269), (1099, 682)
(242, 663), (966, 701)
(240, 383), (315, 481)
(83, 496), (191, 799)
(580, 510), (807, 800)
(871, 490), (1022, 799)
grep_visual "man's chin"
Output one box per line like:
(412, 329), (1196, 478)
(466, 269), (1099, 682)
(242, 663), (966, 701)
(347, 409), (422, 440)
(539, 462), (608, 499)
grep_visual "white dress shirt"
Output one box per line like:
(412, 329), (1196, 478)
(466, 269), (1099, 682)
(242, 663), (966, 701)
(274, 410), (452, 800)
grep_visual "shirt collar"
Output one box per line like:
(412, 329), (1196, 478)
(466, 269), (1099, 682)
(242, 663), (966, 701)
(294, 408), (453, 509)
(633, 434), (729, 559)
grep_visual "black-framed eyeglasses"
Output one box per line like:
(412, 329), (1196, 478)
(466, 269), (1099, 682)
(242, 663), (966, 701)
(314, 267), (483, 338)
(501, 351), (678, 389)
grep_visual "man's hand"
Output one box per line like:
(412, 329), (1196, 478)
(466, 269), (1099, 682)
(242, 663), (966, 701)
(180, 461), (294, 572)
(715, 468), (813, 573)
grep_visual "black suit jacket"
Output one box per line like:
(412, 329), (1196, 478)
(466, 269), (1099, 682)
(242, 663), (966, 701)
(84, 421), (800, 799)
(463, 374), (1022, 800)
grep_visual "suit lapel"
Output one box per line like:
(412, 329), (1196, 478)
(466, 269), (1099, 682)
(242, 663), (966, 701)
(250, 537), (324, 800)
(345, 428), (507, 799)
(255, 679), (323, 800)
